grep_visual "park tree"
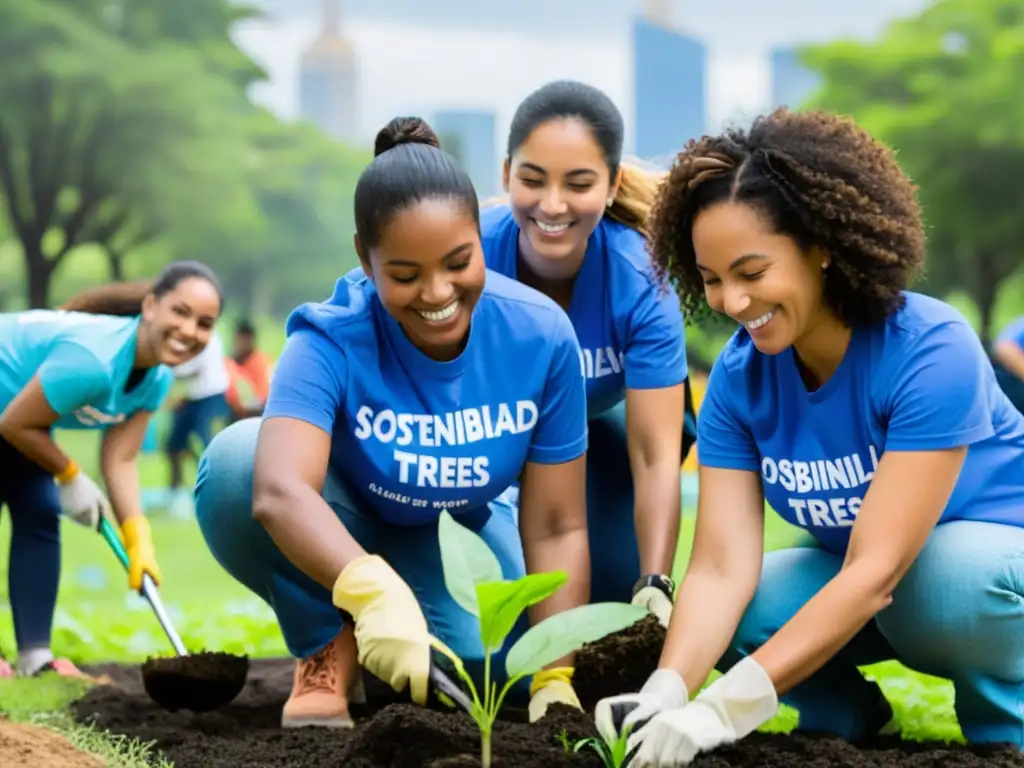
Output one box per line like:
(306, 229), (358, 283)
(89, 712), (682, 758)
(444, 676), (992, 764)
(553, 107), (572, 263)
(0, 0), (259, 306)
(801, 0), (1024, 343)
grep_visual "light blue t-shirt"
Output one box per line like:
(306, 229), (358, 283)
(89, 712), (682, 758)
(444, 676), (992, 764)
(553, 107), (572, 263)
(697, 292), (1024, 554)
(996, 316), (1024, 349)
(263, 268), (589, 526)
(481, 204), (687, 418)
(0, 310), (173, 431)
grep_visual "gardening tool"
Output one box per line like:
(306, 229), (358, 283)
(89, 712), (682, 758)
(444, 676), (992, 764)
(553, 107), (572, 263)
(98, 516), (250, 713)
(429, 659), (474, 715)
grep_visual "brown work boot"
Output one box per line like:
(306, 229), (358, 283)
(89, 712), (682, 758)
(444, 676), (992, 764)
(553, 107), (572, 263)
(281, 625), (364, 728)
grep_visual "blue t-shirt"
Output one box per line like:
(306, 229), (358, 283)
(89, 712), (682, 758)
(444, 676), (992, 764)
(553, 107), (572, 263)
(996, 316), (1024, 349)
(697, 292), (1024, 554)
(263, 268), (589, 526)
(481, 204), (687, 418)
(0, 310), (173, 431)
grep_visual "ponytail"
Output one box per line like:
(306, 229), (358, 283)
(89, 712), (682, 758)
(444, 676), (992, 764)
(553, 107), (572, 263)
(605, 160), (667, 240)
(58, 260), (223, 317)
(59, 280), (153, 316)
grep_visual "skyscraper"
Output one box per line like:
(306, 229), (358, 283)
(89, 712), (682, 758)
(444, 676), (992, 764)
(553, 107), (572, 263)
(432, 109), (498, 200)
(632, 1), (707, 165)
(769, 45), (820, 111)
(298, 0), (359, 142)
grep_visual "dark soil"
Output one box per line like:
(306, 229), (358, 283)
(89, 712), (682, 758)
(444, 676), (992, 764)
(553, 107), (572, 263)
(574, 614), (666, 711)
(141, 651), (249, 713)
(69, 622), (1024, 767)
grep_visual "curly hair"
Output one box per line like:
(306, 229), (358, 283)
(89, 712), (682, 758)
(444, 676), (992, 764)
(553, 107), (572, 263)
(648, 107), (926, 327)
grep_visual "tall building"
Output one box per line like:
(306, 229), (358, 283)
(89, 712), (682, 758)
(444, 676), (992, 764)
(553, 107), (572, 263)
(632, 2), (707, 165)
(298, 0), (359, 142)
(432, 109), (498, 199)
(769, 45), (820, 111)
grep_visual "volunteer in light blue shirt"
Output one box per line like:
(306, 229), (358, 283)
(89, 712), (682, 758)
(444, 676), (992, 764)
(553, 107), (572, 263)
(193, 117), (592, 731)
(0, 261), (223, 680)
(992, 316), (1024, 414)
(483, 80), (694, 629)
(595, 110), (1024, 765)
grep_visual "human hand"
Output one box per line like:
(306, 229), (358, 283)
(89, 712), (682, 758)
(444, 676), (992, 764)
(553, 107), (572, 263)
(631, 574), (675, 628)
(122, 515), (162, 591)
(626, 657), (778, 766)
(528, 666), (582, 722)
(56, 462), (110, 530)
(595, 668), (688, 746)
(332, 554), (441, 705)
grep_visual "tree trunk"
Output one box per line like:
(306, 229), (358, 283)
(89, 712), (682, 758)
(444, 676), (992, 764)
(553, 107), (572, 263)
(973, 251), (1000, 347)
(107, 249), (125, 281)
(24, 245), (54, 308)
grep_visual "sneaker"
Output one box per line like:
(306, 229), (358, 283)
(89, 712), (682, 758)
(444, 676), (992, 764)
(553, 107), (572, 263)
(281, 627), (363, 728)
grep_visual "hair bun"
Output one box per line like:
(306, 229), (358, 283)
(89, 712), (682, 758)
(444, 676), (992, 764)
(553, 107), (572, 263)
(374, 116), (441, 157)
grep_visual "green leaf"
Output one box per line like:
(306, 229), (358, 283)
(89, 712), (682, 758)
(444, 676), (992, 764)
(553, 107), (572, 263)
(505, 602), (649, 679)
(437, 510), (503, 616)
(476, 571), (566, 652)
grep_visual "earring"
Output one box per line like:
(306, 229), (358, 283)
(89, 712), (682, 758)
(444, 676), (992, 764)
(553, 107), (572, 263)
(606, 198), (614, 208)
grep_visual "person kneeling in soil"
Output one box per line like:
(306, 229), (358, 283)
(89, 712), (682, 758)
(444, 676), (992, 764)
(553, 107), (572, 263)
(594, 109), (1024, 766)
(0, 262), (224, 679)
(194, 116), (592, 729)
(481, 80), (695, 632)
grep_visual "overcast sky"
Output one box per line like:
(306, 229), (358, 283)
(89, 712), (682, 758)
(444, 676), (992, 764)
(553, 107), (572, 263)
(233, 0), (931, 149)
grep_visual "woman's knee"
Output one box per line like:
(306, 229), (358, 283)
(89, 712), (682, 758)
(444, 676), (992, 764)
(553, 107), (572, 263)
(877, 521), (1024, 679)
(728, 547), (842, 658)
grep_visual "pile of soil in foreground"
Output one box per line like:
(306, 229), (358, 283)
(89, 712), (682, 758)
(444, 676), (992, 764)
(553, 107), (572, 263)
(0, 719), (103, 768)
(573, 614), (666, 711)
(71, 635), (1024, 768)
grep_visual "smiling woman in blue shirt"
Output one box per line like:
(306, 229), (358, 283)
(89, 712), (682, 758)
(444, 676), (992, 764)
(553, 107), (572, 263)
(193, 116), (592, 729)
(594, 108), (1024, 766)
(481, 80), (695, 634)
(0, 261), (222, 680)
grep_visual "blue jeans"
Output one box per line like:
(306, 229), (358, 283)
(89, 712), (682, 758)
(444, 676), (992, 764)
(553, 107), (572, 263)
(193, 418), (531, 702)
(166, 393), (229, 454)
(585, 400), (691, 602)
(719, 520), (1024, 746)
(0, 436), (62, 652)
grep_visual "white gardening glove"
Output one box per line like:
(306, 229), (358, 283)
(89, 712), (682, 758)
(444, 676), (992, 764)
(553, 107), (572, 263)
(595, 668), (688, 746)
(56, 462), (110, 530)
(627, 656), (779, 767)
(631, 574), (675, 628)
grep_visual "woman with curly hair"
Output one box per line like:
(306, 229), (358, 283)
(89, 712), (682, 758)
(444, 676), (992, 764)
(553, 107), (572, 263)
(594, 108), (1024, 766)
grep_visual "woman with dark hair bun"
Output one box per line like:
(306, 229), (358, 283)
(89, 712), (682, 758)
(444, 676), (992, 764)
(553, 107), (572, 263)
(0, 260), (223, 679)
(596, 108), (1024, 765)
(193, 116), (596, 728)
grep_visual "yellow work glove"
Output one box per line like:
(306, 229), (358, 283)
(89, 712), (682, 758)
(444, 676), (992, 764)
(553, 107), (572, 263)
(121, 516), (162, 592)
(332, 554), (444, 706)
(528, 666), (582, 723)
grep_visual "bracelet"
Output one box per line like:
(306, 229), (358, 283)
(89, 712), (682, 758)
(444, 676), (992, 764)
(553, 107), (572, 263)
(55, 460), (79, 484)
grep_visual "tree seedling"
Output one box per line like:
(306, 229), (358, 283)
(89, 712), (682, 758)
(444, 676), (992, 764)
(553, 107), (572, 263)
(569, 724), (634, 768)
(434, 510), (648, 768)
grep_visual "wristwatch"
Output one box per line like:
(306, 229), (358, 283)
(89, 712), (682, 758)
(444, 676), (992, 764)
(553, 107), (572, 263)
(632, 573), (676, 601)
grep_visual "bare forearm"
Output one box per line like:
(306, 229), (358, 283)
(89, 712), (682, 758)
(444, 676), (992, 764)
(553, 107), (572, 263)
(524, 526), (590, 665)
(659, 569), (757, 695)
(253, 483), (368, 591)
(633, 461), (682, 576)
(102, 459), (144, 525)
(994, 342), (1024, 380)
(752, 565), (889, 695)
(0, 426), (71, 476)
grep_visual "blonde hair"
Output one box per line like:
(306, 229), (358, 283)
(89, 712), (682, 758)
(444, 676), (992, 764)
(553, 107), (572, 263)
(480, 158), (666, 239)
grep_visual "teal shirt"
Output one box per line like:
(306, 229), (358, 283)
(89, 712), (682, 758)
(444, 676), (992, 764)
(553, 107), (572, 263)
(0, 310), (173, 431)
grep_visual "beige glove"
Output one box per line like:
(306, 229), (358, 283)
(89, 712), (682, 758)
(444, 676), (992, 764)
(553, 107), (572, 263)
(332, 554), (440, 705)
(56, 461), (110, 530)
(627, 656), (778, 766)
(528, 666), (582, 723)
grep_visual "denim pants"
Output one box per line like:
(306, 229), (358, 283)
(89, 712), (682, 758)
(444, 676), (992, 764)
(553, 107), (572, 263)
(193, 418), (531, 701)
(0, 436), (63, 653)
(719, 520), (1024, 746)
(580, 400), (693, 603)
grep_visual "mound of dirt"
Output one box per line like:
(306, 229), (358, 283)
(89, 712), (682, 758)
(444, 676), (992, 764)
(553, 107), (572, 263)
(0, 719), (103, 768)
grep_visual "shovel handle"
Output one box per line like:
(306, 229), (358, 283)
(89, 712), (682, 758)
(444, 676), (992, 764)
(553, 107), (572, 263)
(98, 517), (187, 657)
